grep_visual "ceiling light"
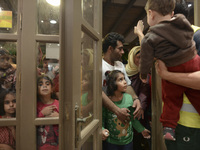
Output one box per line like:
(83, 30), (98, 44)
(46, 0), (60, 6)
(50, 20), (57, 24)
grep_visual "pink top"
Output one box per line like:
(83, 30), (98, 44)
(0, 116), (16, 149)
(37, 100), (59, 150)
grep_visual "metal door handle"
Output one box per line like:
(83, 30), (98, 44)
(77, 113), (92, 123)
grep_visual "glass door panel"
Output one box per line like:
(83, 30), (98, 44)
(80, 32), (95, 130)
(81, 0), (94, 27)
(36, 124), (59, 149)
(37, 0), (60, 35)
(0, 40), (17, 149)
(0, 0), (18, 33)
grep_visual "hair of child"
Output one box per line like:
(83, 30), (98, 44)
(37, 75), (55, 100)
(0, 48), (10, 57)
(37, 74), (53, 87)
(145, 0), (175, 16)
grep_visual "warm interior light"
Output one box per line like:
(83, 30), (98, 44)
(50, 20), (57, 24)
(46, 0), (60, 6)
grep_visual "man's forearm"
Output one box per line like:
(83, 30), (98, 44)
(102, 91), (119, 113)
(163, 71), (200, 90)
(126, 85), (138, 99)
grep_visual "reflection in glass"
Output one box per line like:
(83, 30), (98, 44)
(37, 0), (60, 35)
(0, 126), (16, 149)
(81, 135), (93, 150)
(36, 42), (60, 122)
(80, 32), (94, 129)
(37, 125), (59, 150)
(82, 0), (94, 27)
(0, 42), (16, 92)
(0, 0), (18, 33)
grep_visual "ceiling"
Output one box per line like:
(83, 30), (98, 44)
(103, 0), (194, 50)
(0, 0), (195, 51)
(103, 0), (148, 49)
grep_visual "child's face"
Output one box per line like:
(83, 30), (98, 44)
(4, 93), (16, 117)
(43, 60), (49, 69)
(115, 73), (127, 93)
(38, 78), (53, 96)
(0, 55), (10, 69)
(81, 74), (90, 91)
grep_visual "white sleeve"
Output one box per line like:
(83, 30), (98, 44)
(122, 64), (131, 85)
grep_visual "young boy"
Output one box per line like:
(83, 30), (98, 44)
(139, 0), (200, 141)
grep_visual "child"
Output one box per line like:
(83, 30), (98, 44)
(37, 75), (59, 150)
(0, 90), (16, 150)
(81, 71), (93, 118)
(102, 70), (150, 150)
(0, 48), (16, 91)
(139, 0), (200, 141)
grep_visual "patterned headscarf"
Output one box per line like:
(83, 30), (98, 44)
(125, 46), (140, 76)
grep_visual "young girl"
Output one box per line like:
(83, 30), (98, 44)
(0, 90), (16, 150)
(37, 75), (59, 150)
(102, 70), (150, 150)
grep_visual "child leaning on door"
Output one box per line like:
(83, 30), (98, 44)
(37, 75), (59, 150)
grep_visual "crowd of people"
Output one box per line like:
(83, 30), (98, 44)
(1, 0), (200, 149)
(101, 0), (200, 150)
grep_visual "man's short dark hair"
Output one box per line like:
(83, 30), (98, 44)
(102, 32), (125, 54)
(174, 0), (189, 18)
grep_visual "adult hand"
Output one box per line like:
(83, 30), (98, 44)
(115, 107), (130, 124)
(132, 99), (144, 119)
(139, 74), (147, 83)
(155, 60), (168, 79)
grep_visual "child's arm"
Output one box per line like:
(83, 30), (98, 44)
(132, 118), (151, 139)
(102, 107), (110, 140)
(134, 20), (144, 45)
(38, 105), (57, 117)
(141, 128), (151, 139)
(0, 144), (14, 150)
(48, 111), (59, 117)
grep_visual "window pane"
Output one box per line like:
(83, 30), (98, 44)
(37, 0), (60, 35)
(0, 42), (17, 92)
(36, 42), (60, 118)
(37, 125), (59, 149)
(82, 0), (94, 27)
(81, 134), (93, 150)
(0, 0), (18, 33)
(80, 32), (94, 129)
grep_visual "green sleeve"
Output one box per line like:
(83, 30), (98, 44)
(132, 118), (145, 133)
(102, 107), (106, 130)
